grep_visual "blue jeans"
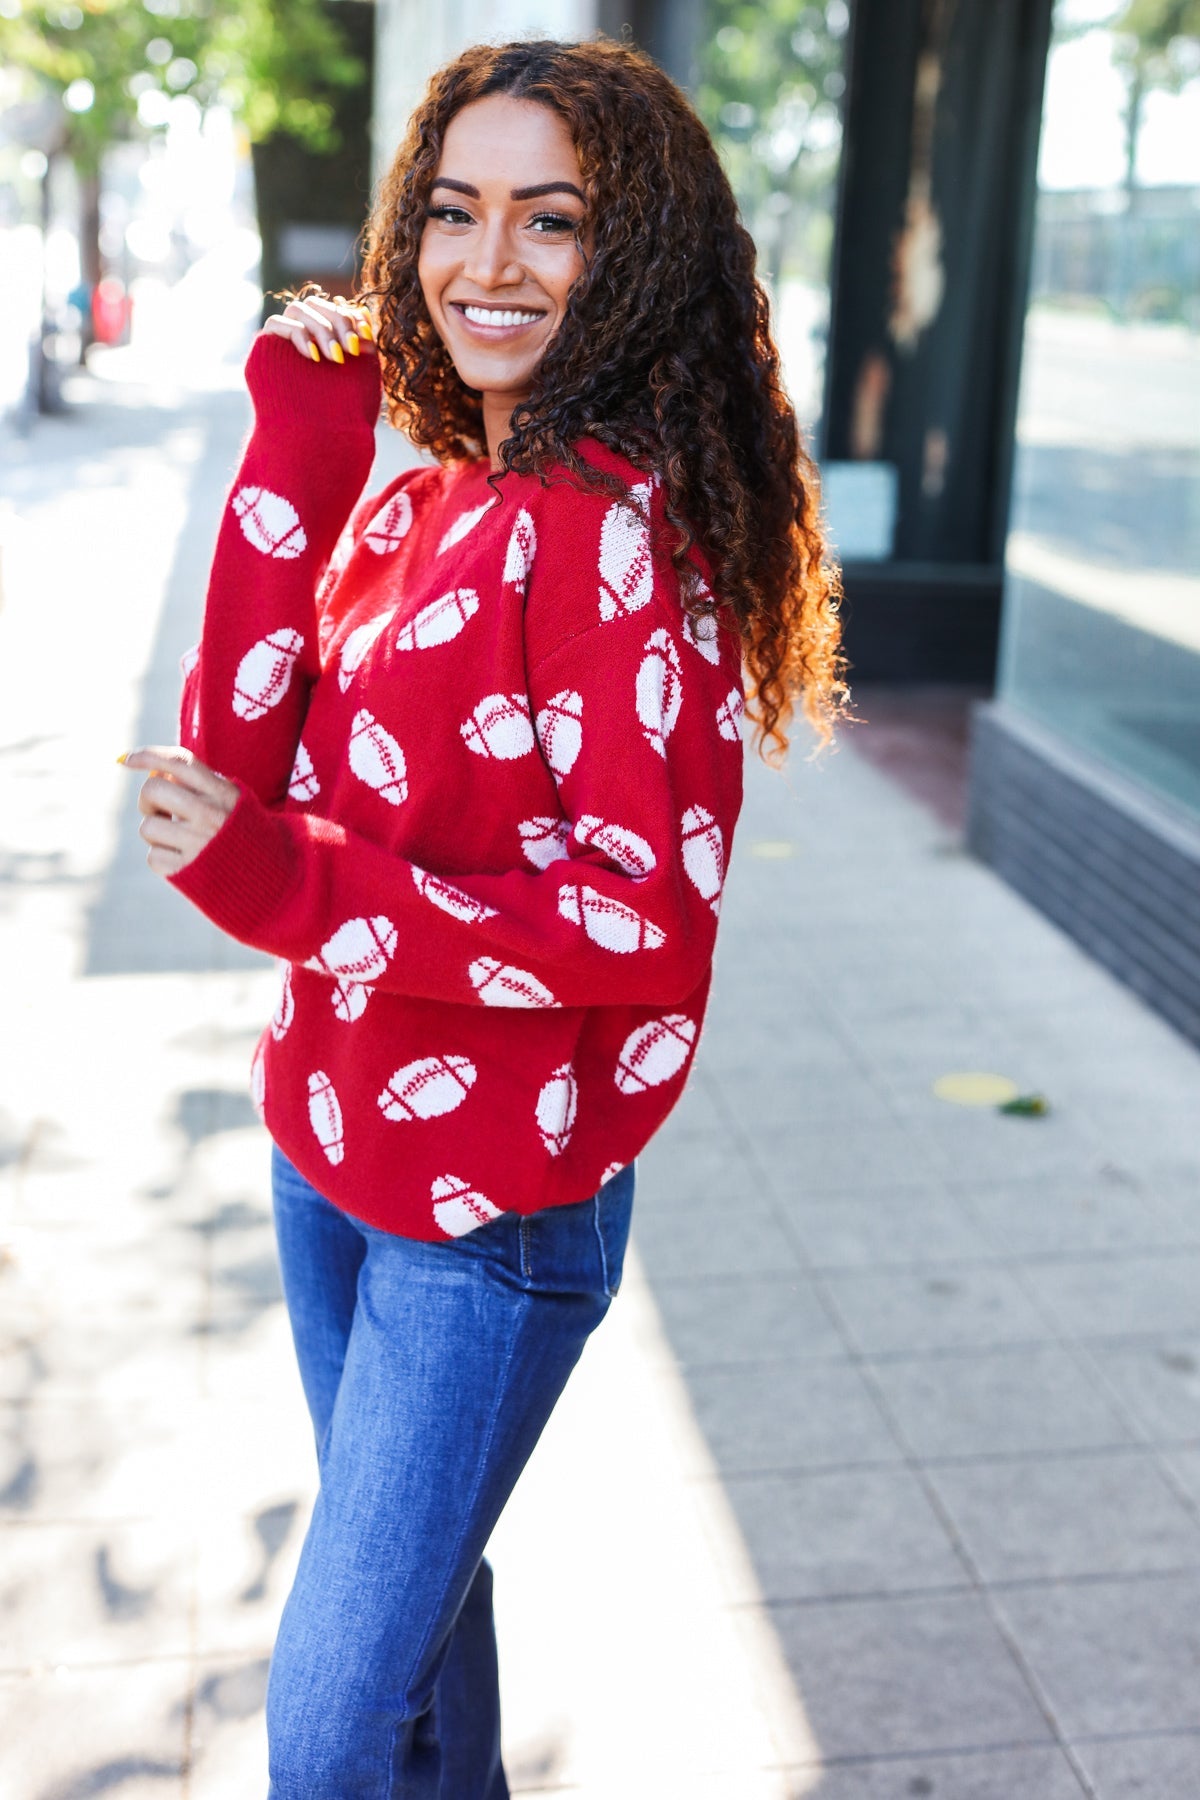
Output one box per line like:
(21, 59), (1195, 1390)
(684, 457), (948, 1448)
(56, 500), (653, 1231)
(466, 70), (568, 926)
(266, 1144), (636, 1799)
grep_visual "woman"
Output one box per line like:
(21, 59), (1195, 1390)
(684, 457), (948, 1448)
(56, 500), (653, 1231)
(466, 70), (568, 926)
(121, 36), (846, 1799)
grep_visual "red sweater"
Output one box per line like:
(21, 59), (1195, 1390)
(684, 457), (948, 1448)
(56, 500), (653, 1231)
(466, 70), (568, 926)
(171, 334), (745, 1239)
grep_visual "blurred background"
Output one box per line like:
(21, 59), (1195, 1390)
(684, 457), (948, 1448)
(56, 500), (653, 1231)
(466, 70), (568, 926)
(2, 3), (1200, 1796)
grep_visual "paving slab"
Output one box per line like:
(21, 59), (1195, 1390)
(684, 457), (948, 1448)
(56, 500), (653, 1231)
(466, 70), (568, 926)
(994, 1571), (1200, 1737)
(1074, 1730), (1200, 1799)
(1082, 1338), (1200, 1441)
(679, 1359), (903, 1476)
(866, 1345), (1136, 1461)
(783, 1744), (1086, 1798)
(696, 1466), (967, 1604)
(927, 1448), (1200, 1583)
(820, 1262), (1054, 1357)
(768, 1590), (1053, 1761)
(646, 1273), (847, 1366)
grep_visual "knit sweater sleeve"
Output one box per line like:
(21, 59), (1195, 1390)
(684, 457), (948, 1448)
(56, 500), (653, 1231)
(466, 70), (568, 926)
(169, 482), (746, 1011)
(177, 333), (380, 803)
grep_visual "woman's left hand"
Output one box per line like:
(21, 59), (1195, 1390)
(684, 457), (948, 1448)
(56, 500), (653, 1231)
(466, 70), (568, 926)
(120, 746), (240, 877)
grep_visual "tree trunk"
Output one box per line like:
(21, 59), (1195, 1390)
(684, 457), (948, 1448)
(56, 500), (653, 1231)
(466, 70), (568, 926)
(78, 162), (102, 361)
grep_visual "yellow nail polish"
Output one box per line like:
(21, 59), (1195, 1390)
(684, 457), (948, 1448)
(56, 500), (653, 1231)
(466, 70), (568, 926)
(328, 341), (345, 365)
(116, 752), (129, 765)
(359, 318), (373, 342)
(308, 342), (321, 363)
(347, 333), (360, 357)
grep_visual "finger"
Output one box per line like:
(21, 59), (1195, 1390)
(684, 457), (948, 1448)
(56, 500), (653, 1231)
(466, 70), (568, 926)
(303, 296), (375, 359)
(139, 811), (191, 852)
(262, 312), (323, 364)
(121, 747), (232, 804)
(282, 296), (348, 364)
(147, 844), (185, 878)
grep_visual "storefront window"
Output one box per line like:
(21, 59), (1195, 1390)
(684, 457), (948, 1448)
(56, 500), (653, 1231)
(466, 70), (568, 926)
(999, 0), (1200, 820)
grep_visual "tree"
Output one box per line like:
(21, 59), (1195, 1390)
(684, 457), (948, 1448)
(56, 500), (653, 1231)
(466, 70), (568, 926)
(695, 0), (850, 289)
(0, 0), (363, 327)
(1110, 0), (1200, 199)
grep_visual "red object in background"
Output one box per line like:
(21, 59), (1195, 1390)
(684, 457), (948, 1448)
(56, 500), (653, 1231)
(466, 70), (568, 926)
(92, 277), (133, 346)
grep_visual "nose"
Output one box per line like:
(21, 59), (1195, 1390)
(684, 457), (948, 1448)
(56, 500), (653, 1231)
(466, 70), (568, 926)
(464, 218), (525, 291)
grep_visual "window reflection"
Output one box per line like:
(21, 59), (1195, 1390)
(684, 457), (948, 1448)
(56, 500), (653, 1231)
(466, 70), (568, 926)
(1000, 0), (1200, 818)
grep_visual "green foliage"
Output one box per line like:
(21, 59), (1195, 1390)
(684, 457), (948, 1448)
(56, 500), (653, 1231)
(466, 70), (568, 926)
(0, 0), (364, 172)
(695, 0), (850, 284)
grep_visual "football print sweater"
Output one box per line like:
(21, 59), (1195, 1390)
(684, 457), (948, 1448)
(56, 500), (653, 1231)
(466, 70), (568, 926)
(171, 332), (745, 1240)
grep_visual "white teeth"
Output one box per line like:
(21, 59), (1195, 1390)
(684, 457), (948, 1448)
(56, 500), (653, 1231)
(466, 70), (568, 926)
(462, 305), (541, 327)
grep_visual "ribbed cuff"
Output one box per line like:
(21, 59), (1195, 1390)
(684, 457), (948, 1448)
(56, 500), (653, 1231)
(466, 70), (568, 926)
(245, 331), (382, 433)
(169, 783), (301, 949)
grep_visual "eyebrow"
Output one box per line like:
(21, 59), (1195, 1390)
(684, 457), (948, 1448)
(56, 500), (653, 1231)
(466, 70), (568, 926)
(431, 177), (585, 203)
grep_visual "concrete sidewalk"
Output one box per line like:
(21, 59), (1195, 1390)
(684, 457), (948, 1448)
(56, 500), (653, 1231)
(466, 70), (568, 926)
(2, 364), (1199, 1800)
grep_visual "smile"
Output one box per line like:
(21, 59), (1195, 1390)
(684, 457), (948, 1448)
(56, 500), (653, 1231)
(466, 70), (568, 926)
(451, 303), (547, 331)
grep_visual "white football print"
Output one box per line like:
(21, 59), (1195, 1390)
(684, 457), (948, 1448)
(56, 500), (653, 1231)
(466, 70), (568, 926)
(558, 884), (666, 954)
(180, 643), (200, 679)
(598, 481), (653, 620)
(270, 963), (294, 1041)
(716, 685), (746, 742)
(438, 498), (495, 556)
(431, 1173), (503, 1237)
(468, 957), (556, 1008)
(232, 485), (307, 560)
(288, 739), (319, 803)
(232, 628), (304, 722)
(600, 1161), (625, 1185)
(307, 1069), (344, 1164)
(635, 627), (683, 756)
(250, 1040), (266, 1118)
(504, 508), (537, 588)
(461, 693), (535, 760)
(318, 914), (398, 983)
(614, 1014), (696, 1094)
(338, 610), (394, 693)
(681, 803), (724, 912)
(536, 1061), (578, 1157)
(396, 587), (480, 651)
(683, 600), (721, 665)
(364, 490), (414, 553)
(573, 814), (656, 879)
(535, 689), (583, 781)
(332, 978), (372, 1023)
(411, 867), (497, 924)
(349, 708), (408, 806)
(519, 816), (572, 870)
(378, 1054), (477, 1122)
(317, 518), (357, 603)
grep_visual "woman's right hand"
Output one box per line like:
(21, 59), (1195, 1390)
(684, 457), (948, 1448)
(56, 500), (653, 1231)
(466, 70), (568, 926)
(262, 293), (378, 366)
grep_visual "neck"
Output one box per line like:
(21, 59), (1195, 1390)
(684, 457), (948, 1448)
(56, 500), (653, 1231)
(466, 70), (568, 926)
(482, 391), (529, 471)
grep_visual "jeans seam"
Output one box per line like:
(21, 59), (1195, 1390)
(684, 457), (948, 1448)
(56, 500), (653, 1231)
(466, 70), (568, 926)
(591, 1195), (612, 1297)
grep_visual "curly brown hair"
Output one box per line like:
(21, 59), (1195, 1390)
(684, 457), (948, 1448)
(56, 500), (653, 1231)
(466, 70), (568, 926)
(360, 36), (849, 760)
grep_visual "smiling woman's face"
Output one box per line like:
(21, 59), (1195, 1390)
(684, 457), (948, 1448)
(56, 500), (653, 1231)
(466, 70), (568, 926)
(418, 93), (589, 450)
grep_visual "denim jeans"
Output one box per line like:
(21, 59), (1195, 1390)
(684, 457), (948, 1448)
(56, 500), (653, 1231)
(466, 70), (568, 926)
(265, 1144), (636, 1799)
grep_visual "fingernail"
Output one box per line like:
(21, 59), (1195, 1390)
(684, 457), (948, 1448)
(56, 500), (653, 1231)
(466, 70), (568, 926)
(359, 318), (373, 342)
(116, 752), (129, 765)
(346, 333), (360, 357)
(308, 342), (321, 363)
(328, 341), (345, 365)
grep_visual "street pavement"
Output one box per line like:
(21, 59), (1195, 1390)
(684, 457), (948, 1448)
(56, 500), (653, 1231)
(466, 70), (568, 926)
(2, 356), (1200, 1800)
